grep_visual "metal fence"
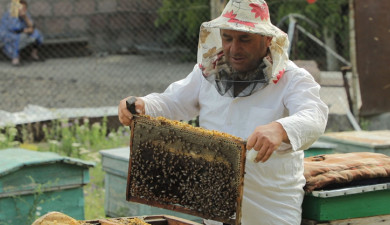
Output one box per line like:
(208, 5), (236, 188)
(0, 0), (352, 128)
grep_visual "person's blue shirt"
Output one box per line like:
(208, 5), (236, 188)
(0, 11), (43, 59)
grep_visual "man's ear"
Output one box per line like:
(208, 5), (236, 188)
(266, 36), (273, 47)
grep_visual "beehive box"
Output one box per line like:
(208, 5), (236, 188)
(304, 141), (336, 158)
(302, 182), (390, 221)
(84, 214), (201, 225)
(319, 130), (390, 156)
(0, 148), (94, 225)
(100, 147), (203, 223)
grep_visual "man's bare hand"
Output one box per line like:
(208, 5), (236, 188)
(246, 122), (289, 163)
(118, 96), (145, 126)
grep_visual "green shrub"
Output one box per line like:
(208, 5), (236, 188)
(0, 125), (20, 149)
(155, 0), (210, 61)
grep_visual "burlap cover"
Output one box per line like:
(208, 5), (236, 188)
(304, 152), (390, 192)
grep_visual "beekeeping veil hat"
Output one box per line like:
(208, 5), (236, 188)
(197, 0), (289, 97)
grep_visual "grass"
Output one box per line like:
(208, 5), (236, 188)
(84, 163), (106, 219)
(0, 117), (130, 221)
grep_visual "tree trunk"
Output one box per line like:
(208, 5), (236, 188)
(323, 27), (340, 71)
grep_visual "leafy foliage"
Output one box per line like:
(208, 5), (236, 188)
(154, 0), (210, 61)
(271, 0), (349, 65)
(273, 0), (348, 33)
(41, 117), (129, 159)
(0, 126), (19, 149)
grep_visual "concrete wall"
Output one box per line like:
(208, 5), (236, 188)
(0, 0), (163, 53)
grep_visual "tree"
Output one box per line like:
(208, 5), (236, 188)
(272, 0), (349, 70)
(154, 0), (210, 61)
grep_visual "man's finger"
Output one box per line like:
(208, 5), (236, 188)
(255, 143), (268, 162)
(246, 134), (256, 150)
(261, 148), (273, 163)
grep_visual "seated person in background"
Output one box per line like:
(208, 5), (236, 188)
(0, 0), (44, 66)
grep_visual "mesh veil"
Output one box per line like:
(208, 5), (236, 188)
(205, 57), (269, 97)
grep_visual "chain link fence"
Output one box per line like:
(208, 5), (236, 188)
(0, 0), (352, 129)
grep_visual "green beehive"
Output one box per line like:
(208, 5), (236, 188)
(100, 147), (202, 223)
(304, 141), (336, 158)
(302, 183), (390, 221)
(0, 148), (94, 225)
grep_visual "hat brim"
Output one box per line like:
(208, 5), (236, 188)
(202, 14), (284, 39)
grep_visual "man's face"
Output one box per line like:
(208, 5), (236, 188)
(221, 29), (272, 72)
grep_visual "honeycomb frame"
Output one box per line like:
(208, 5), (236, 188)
(126, 115), (246, 225)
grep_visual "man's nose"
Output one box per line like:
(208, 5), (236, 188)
(230, 39), (241, 55)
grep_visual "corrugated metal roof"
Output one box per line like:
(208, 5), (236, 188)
(0, 148), (95, 177)
(0, 104), (117, 126)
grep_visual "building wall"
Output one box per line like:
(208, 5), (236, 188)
(0, 0), (163, 52)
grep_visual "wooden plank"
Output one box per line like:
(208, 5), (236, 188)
(302, 214), (390, 225)
(95, 215), (202, 225)
(319, 130), (390, 156)
(321, 130), (390, 148)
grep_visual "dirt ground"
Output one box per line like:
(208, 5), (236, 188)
(1, 54), (362, 131)
(0, 54), (195, 113)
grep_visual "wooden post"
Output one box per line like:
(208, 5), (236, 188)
(210, 0), (228, 19)
(348, 0), (361, 118)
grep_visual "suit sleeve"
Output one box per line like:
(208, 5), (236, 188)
(276, 68), (329, 151)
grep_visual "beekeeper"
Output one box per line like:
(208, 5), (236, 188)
(118, 0), (328, 224)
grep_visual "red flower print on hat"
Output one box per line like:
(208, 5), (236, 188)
(273, 69), (285, 84)
(223, 10), (256, 27)
(250, 3), (270, 21)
